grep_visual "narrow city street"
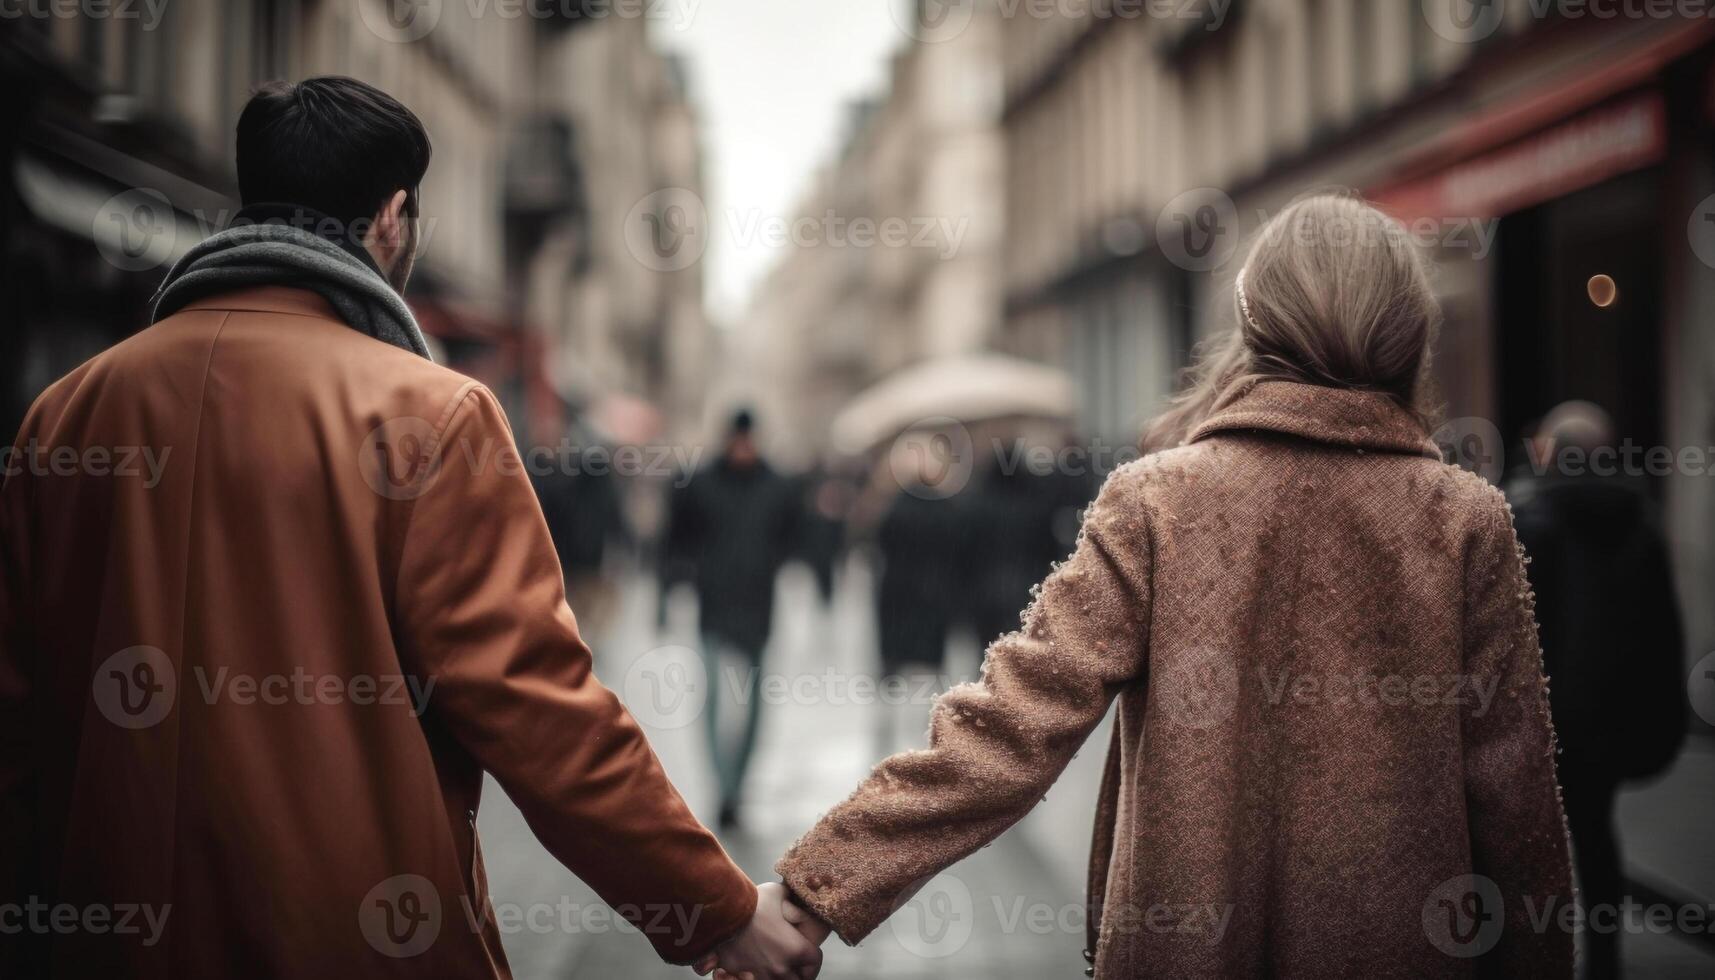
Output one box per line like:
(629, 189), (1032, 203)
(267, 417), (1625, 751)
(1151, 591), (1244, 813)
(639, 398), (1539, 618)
(477, 561), (1715, 980)
(479, 560), (1083, 979)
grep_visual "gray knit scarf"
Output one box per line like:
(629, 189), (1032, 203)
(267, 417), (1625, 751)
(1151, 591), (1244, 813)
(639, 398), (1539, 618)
(150, 204), (432, 359)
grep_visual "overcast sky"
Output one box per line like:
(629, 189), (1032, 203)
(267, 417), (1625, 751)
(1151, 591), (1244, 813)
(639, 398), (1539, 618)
(651, 1), (907, 323)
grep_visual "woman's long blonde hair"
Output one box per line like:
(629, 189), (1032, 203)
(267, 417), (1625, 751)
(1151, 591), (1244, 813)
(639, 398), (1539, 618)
(1143, 192), (1441, 451)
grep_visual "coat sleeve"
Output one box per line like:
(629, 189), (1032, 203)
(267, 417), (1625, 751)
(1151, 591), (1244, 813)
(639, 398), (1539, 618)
(1461, 496), (1575, 976)
(391, 385), (755, 964)
(776, 467), (1153, 944)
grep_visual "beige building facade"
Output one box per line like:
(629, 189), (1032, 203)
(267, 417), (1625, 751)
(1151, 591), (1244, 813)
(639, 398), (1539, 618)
(998, 2), (1715, 680)
(4, 0), (710, 445)
(742, 1), (1006, 466)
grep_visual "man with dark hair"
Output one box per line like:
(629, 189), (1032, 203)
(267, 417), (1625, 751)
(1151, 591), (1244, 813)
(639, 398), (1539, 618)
(0, 77), (818, 979)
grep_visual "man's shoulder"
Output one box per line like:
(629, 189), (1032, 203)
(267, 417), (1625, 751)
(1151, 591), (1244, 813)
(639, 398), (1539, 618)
(18, 295), (483, 448)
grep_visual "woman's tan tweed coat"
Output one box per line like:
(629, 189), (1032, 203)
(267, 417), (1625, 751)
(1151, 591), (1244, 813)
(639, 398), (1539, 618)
(779, 380), (1574, 978)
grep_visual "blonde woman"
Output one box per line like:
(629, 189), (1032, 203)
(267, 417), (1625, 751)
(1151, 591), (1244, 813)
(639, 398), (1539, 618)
(750, 194), (1574, 977)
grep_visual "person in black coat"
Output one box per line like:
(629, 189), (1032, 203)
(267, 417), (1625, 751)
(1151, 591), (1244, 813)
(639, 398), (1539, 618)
(870, 453), (966, 757)
(1510, 401), (1686, 980)
(661, 409), (797, 828)
(959, 441), (1095, 647)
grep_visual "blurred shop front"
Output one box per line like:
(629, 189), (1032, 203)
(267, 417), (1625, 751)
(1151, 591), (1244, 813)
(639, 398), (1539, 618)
(1233, 18), (1715, 679)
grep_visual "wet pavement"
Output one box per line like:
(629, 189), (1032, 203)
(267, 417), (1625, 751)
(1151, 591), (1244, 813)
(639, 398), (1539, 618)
(477, 561), (1715, 979)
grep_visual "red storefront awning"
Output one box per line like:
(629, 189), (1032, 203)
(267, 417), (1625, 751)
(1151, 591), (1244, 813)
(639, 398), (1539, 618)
(1371, 92), (1666, 222)
(1369, 22), (1710, 222)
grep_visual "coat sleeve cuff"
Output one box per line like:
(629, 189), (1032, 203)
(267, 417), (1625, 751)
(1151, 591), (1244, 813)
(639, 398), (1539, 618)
(653, 871), (757, 966)
(776, 848), (885, 947)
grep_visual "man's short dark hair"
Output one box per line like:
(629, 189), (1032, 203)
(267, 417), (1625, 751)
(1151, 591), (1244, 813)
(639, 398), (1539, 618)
(236, 76), (432, 230)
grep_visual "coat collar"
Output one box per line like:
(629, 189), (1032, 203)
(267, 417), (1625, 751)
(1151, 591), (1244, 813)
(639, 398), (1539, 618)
(177, 285), (342, 320)
(1188, 379), (1441, 458)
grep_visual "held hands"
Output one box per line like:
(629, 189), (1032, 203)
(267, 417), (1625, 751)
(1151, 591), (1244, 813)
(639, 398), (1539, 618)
(693, 882), (828, 980)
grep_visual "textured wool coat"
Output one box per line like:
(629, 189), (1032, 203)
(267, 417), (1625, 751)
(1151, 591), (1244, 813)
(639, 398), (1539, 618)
(779, 379), (1574, 978)
(0, 287), (755, 978)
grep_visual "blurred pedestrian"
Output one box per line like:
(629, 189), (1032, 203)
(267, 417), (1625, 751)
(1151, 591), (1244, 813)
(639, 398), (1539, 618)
(532, 420), (630, 647)
(0, 77), (814, 980)
(793, 463), (854, 609)
(1512, 400), (1686, 979)
(662, 408), (798, 829)
(770, 194), (1573, 977)
(870, 440), (965, 757)
(961, 439), (1094, 646)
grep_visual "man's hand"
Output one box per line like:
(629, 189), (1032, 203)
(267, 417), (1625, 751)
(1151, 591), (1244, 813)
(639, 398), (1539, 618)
(692, 882), (823, 980)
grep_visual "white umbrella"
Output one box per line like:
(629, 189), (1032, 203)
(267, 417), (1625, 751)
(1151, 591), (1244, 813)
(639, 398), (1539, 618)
(830, 352), (1076, 454)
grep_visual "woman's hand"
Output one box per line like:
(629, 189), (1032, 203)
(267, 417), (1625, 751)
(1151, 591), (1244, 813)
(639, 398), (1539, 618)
(692, 882), (824, 980)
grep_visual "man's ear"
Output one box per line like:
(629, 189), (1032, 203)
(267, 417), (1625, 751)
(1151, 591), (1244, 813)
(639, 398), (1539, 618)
(374, 189), (410, 252)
